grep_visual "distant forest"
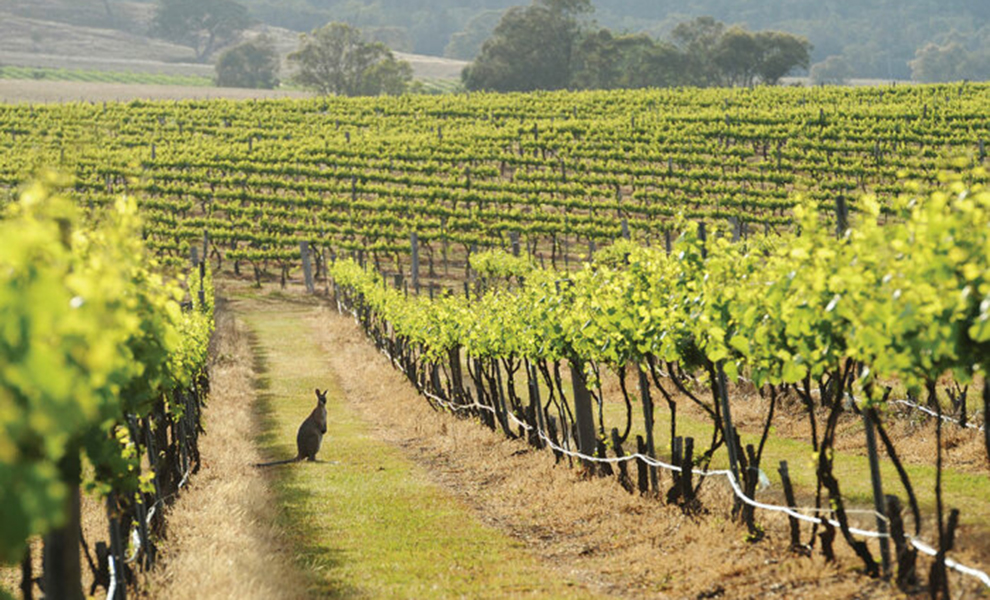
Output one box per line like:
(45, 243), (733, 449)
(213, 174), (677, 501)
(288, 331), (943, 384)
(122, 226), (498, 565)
(232, 0), (989, 81)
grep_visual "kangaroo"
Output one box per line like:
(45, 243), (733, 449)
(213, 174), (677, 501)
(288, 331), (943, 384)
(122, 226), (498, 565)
(255, 389), (328, 467)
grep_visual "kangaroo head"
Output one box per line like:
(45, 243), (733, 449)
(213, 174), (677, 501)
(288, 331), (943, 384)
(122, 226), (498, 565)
(315, 388), (328, 405)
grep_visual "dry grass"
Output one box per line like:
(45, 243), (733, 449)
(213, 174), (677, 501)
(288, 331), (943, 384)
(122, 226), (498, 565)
(0, 80), (312, 104)
(237, 289), (597, 598)
(308, 303), (913, 599)
(141, 296), (309, 599)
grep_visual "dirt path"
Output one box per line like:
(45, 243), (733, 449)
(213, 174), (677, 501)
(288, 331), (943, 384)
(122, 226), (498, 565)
(0, 80), (312, 104)
(237, 291), (599, 598)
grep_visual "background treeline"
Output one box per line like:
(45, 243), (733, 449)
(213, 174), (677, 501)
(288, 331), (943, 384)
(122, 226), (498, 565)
(223, 0), (988, 81)
(463, 4), (810, 92)
(5, 0), (986, 83)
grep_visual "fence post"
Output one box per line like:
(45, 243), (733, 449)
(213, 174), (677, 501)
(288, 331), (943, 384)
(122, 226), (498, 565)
(42, 459), (84, 600)
(778, 461), (801, 549)
(300, 241), (315, 294)
(527, 361), (545, 449)
(638, 367), (659, 493)
(716, 362), (742, 490)
(510, 231), (520, 257)
(107, 493), (127, 600)
(983, 384), (989, 468)
(635, 436), (649, 494)
(570, 361), (597, 469)
(198, 261), (206, 310)
(410, 231), (420, 295)
(864, 408), (892, 579)
(835, 195), (849, 237)
(621, 218), (630, 240)
(681, 437), (695, 507)
(730, 217), (741, 242)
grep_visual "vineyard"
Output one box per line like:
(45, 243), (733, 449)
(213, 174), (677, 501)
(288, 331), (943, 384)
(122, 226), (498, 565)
(1, 83), (989, 598)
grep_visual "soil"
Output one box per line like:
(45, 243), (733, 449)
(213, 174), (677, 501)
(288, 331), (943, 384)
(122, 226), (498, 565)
(0, 80), (313, 103)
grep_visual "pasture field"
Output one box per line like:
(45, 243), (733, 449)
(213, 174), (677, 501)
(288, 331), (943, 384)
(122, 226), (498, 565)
(1, 84), (989, 598)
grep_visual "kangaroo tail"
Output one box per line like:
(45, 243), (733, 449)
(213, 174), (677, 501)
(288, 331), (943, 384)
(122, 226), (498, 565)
(253, 455), (302, 468)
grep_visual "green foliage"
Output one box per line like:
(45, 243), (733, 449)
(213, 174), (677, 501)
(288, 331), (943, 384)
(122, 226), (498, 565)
(910, 39), (990, 84)
(570, 30), (686, 90)
(462, 4), (582, 92)
(469, 249), (533, 289)
(215, 34), (280, 89)
(0, 84), (988, 280)
(810, 55), (853, 86)
(288, 22), (412, 97)
(151, 0), (251, 62)
(0, 173), (213, 564)
(331, 175), (990, 397)
(444, 10), (503, 60)
(672, 17), (811, 87)
(466, 11), (810, 93)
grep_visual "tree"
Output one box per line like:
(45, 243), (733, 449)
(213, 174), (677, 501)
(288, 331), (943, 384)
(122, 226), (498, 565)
(714, 27), (761, 86)
(754, 31), (812, 85)
(360, 56), (414, 96)
(670, 18), (810, 87)
(463, 1), (589, 92)
(670, 16), (725, 86)
(571, 30), (688, 90)
(288, 23), (412, 96)
(909, 38), (990, 83)
(445, 10), (503, 60)
(152, 0), (250, 62)
(215, 34), (280, 89)
(810, 55), (853, 85)
(569, 28), (625, 90)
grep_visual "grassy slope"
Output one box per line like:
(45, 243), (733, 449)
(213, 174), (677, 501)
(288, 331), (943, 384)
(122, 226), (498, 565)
(241, 292), (599, 598)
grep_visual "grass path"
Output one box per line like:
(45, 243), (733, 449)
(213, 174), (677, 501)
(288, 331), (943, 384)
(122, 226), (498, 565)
(241, 293), (600, 599)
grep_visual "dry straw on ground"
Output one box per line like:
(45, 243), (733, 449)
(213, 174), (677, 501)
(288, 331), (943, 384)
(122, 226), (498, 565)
(309, 305), (905, 599)
(142, 298), (308, 599)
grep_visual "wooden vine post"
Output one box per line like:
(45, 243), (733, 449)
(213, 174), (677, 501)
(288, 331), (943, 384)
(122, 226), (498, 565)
(983, 385), (989, 470)
(570, 361), (597, 469)
(300, 241), (315, 294)
(835, 196), (849, 237)
(410, 231), (420, 295)
(527, 361), (546, 449)
(716, 362), (742, 492)
(638, 367), (659, 493)
(42, 452), (85, 600)
(862, 407), (892, 578)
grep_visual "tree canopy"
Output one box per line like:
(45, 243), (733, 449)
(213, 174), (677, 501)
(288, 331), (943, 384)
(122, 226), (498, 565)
(462, 2), (585, 92)
(464, 10), (811, 93)
(151, 0), (251, 62)
(288, 22), (413, 96)
(215, 34), (280, 89)
(228, 0), (987, 81)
